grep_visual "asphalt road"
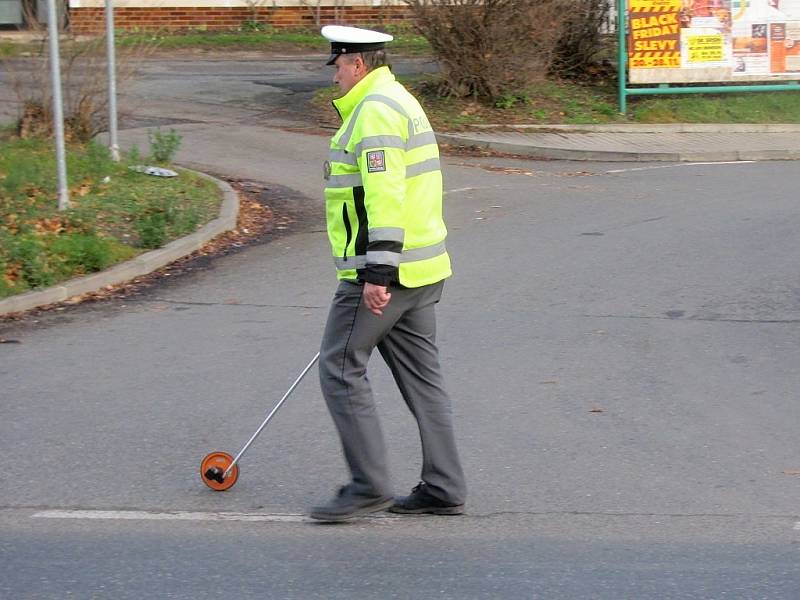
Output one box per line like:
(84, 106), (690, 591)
(2, 56), (800, 599)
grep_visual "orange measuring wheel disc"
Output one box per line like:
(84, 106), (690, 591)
(200, 451), (239, 491)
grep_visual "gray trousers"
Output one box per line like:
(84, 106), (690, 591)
(319, 280), (466, 505)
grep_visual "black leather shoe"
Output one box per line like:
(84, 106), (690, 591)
(389, 482), (465, 515)
(310, 486), (393, 522)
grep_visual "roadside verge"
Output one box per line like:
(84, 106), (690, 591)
(0, 170), (239, 317)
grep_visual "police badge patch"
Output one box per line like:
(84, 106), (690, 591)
(366, 150), (386, 173)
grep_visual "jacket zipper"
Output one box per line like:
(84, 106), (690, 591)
(342, 202), (353, 260)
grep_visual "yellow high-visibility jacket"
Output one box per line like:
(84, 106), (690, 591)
(323, 66), (451, 287)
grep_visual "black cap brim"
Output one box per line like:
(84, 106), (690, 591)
(325, 41), (387, 65)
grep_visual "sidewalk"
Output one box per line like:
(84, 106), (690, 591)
(439, 123), (800, 162)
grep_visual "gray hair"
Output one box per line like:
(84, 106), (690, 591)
(341, 49), (391, 71)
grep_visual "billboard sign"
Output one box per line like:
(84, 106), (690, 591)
(628, 0), (800, 82)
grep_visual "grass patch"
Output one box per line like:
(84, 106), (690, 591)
(113, 25), (429, 55)
(424, 80), (800, 127)
(0, 26), (428, 58)
(117, 28), (325, 53)
(313, 77), (626, 130)
(630, 90), (800, 123)
(0, 41), (19, 58)
(418, 79), (624, 128)
(0, 135), (222, 299)
(314, 75), (800, 129)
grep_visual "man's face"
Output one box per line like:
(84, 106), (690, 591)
(333, 54), (365, 95)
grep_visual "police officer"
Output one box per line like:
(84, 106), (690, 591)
(310, 25), (467, 521)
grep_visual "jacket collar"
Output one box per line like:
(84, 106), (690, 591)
(332, 66), (395, 120)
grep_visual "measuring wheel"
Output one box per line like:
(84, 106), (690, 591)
(200, 451), (239, 491)
(198, 353), (320, 492)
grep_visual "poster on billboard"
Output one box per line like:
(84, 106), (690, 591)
(628, 0), (800, 83)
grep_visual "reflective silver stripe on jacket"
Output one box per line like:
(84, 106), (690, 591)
(334, 91), (439, 163)
(328, 148), (356, 166)
(355, 135), (406, 156)
(327, 155), (439, 181)
(326, 173), (363, 188)
(366, 250), (401, 267)
(406, 130), (437, 151)
(406, 157), (441, 178)
(329, 131), (433, 168)
(334, 130), (437, 161)
(337, 94), (411, 148)
(369, 227), (405, 243)
(333, 240), (447, 270)
(400, 240), (446, 263)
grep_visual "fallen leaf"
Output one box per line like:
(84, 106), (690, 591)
(479, 165), (535, 176)
(34, 217), (65, 234)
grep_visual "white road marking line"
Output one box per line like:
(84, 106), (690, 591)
(606, 161), (755, 174)
(33, 509), (309, 522)
(444, 187), (478, 195)
(31, 509), (399, 524)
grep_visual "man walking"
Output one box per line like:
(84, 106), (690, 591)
(310, 25), (467, 522)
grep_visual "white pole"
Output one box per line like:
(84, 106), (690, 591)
(46, 0), (70, 210)
(105, 0), (120, 161)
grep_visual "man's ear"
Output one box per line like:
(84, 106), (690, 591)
(355, 55), (366, 74)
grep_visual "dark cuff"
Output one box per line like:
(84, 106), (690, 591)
(358, 264), (398, 287)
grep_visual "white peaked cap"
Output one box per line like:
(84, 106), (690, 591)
(321, 25), (394, 64)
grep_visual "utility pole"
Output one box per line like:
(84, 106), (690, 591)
(46, 0), (70, 210)
(105, 0), (120, 161)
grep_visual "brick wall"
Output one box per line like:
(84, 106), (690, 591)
(69, 5), (412, 35)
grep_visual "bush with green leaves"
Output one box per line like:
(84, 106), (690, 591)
(148, 128), (183, 163)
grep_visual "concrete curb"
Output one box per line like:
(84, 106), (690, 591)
(436, 133), (800, 162)
(0, 169), (239, 317)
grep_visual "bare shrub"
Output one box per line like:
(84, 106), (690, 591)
(551, 0), (613, 79)
(4, 34), (156, 142)
(300, 0), (324, 26)
(20, 0), (66, 33)
(20, 0), (43, 32)
(299, 0), (346, 26)
(242, 0), (277, 30)
(403, 0), (570, 101)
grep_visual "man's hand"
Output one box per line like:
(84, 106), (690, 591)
(363, 282), (391, 316)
